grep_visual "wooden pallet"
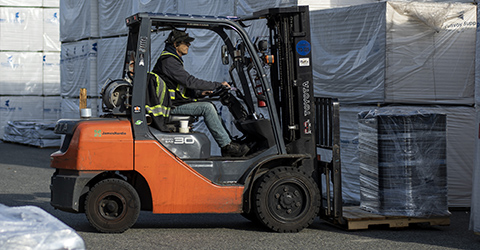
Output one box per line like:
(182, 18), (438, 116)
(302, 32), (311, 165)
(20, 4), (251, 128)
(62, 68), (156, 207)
(341, 206), (450, 230)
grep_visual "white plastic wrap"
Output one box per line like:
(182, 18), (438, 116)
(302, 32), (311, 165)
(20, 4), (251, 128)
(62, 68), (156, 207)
(311, 1), (476, 105)
(60, 40), (98, 98)
(235, 0), (296, 15)
(97, 0), (134, 37)
(0, 0), (42, 6)
(0, 96), (44, 139)
(134, 0), (177, 13)
(43, 96), (62, 120)
(0, 7), (44, 51)
(43, 0), (60, 8)
(311, 3), (386, 104)
(43, 52), (61, 96)
(178, 0), (234, 16)
(0, 52), (43, 95)
(0, 204), (85, 250)
(358, 108), (449, 217)
(97, 36), (127, 89)
(2, 120), (61, 147)
(43, 8), (60, 52)
(338, 105), (377, 204)
(180, 29), (230, 84)
(98, 0), (177, 34)
(298, 0), (478, 11)
(60, 0), (99, 42)
(298, 0), (377, 11)
(385, 2), (475, 104)
(470, 110), (480, 233)
(339, 105), (476, 207)
(476, 4), (480, 108)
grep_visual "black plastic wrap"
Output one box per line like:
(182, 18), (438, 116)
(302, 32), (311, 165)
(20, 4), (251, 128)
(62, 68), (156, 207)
(358, 109), (449, 217)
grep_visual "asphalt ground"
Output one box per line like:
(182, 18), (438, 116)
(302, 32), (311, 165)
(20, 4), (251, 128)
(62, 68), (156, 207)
(1, 141), (480, 250)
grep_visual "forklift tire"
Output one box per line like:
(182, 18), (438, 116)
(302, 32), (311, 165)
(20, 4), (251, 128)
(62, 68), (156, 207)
(253, 167), (320, 233)
(85, 178), (140, 233)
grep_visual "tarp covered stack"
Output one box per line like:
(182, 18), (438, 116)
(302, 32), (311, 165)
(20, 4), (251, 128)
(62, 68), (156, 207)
(2, 120), (60, 148)
(309, 1), (477, 209)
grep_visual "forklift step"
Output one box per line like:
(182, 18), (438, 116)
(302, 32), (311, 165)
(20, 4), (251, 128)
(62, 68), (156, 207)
(342, 206), (450, 230)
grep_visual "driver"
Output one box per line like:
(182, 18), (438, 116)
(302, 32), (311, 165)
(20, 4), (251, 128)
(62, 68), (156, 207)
(152, 29), (249, 157)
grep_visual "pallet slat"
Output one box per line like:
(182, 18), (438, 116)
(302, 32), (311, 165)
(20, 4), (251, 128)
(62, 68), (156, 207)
(342, 206), (450, 230)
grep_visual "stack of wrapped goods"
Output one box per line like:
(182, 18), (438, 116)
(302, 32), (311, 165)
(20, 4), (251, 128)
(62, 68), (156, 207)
(0, 0), (61, 146)
(470, 0), (480, 235)
(59, 0), (100, 118)
(309, 1), (476, 212)
(358, 109), (449, 217)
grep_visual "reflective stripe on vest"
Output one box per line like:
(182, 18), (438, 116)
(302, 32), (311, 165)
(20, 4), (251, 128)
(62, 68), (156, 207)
(168, 89), (176, 100)
(145, 72), (170, 117)
(161, 51), (183, 65)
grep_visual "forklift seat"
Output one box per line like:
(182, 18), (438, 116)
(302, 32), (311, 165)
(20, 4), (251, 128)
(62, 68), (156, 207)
(168, 115), (192, 123)
(164, 115), (196, 133)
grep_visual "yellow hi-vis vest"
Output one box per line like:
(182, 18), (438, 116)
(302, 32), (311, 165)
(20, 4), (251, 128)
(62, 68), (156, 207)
(145, 72), (172, 118)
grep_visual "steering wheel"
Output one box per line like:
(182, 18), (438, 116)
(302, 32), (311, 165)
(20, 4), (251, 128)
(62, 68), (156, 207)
(209, 85), (230, 97)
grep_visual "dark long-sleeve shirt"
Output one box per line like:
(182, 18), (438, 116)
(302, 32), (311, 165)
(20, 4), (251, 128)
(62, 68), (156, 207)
(152, 44), (222, 105)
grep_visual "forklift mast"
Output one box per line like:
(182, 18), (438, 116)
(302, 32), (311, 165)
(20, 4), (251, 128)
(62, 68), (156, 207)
(242, 6), (316, 173)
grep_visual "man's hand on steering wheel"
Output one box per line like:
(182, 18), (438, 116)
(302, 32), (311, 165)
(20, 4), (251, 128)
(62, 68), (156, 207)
(205, 82), (232, 97)
(221, 81), (230, 88)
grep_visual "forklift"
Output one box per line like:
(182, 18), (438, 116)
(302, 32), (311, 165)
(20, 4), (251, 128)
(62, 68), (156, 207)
(50, 6), (449, 233)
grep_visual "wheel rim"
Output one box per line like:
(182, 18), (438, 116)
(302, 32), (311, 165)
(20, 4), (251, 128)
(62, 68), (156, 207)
(97, 192), (127, 221)
(267, 179), (310, 221)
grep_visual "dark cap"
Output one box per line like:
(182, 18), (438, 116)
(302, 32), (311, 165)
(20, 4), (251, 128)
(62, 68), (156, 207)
(166, 30), (195, 44)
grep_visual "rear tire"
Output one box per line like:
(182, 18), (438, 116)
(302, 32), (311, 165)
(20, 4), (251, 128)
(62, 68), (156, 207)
(253, 167), (320, 232)
(85, 178), (140, 233)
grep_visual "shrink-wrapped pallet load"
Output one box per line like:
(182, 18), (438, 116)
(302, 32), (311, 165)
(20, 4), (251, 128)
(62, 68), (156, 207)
(358, 109), (449, 217)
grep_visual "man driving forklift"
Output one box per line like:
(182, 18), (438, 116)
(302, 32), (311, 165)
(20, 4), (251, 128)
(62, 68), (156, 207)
(148, 29), (249, 157)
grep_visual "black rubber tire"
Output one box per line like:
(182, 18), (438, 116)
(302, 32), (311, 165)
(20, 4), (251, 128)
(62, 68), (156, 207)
(85, 178), (140, 233)
(252, 167), (320, 233)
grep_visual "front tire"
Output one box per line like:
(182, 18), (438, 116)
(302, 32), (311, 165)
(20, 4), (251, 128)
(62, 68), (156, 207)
(85, 178), (140, 233)
(253, 167), (320, 233)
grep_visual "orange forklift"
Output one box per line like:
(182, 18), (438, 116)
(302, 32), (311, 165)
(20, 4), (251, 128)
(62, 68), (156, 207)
(50, 6), (345, 233)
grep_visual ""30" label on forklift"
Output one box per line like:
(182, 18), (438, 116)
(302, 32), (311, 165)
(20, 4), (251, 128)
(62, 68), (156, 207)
(161, 137), (195, 145)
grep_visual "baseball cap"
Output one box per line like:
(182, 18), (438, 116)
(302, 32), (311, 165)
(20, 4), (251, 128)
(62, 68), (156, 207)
(167, 30), (195, 44)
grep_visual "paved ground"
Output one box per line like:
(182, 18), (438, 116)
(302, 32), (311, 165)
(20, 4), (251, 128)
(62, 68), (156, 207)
(1, 141), (480, 249)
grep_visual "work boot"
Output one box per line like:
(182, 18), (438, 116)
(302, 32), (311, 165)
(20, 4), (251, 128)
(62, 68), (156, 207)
(221, 142), (249, 157)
